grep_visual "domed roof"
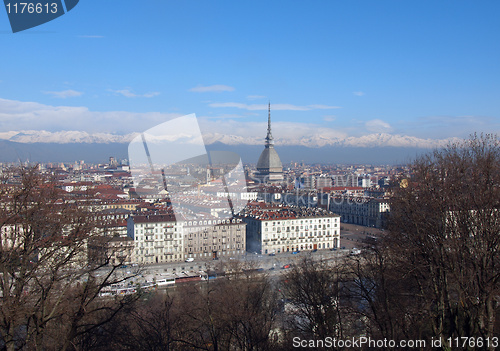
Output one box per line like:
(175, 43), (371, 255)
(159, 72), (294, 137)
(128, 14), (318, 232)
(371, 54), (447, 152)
(255, 103), (284, 183)
(257, 146), (283, 172)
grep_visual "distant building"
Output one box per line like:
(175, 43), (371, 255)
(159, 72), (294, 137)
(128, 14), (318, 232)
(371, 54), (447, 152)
(315, 174), (333, 189)
(297, 174), (333, 190)
(260, 189), (318, 207)
(127, 214), (184, 264)
(89, 236), (134, 266)
(103, 199), (147, 211)
(332, 174), (358, 187)
(127, 214), (246, 264)
(329, 197), (390, 228)
(254, 103), (284, 184)
(359, 177), (372, 188)
(183, 218), (246, 260)
(238, 201), (340, 254)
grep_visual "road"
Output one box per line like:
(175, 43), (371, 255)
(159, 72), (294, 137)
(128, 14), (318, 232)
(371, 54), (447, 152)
(103, 223), (382, 287)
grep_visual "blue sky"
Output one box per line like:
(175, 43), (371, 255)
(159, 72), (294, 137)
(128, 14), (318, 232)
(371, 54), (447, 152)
(0, 0), (499, 147)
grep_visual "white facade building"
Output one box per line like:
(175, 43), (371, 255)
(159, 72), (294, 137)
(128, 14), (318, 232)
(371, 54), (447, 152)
(127, 214), (247, 264)
(127, 214), (184, 264)
(239, 202), (341, 254)
(215, 191), (258, 201)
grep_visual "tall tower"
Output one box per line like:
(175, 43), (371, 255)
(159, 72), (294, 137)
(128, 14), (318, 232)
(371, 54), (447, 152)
(265, 102), (273, 147)
(255, 103), (284, 184)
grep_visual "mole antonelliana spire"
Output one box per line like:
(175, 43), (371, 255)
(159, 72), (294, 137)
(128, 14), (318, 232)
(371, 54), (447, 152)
(255, 102), (284, 183)
(266, 102), (273, 145)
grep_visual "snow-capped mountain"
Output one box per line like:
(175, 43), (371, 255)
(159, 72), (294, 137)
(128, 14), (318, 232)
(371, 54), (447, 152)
(0, 130), (460, 149)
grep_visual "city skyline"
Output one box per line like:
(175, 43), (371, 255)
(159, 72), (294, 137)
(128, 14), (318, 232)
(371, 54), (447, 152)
(0, 1), (499, 157)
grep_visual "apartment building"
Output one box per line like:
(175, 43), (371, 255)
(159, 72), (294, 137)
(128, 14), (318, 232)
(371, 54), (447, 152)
(183, 218), (246, 260)
(127, 214), (184, 264)
(238, 202), (341, 254)
(329, 197), (390, 228)
(127, 214), (246, 263)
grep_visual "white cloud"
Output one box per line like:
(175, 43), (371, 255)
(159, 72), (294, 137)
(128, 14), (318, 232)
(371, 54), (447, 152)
(199, 114), (247, 119)
(353, 91), (365, 96)
(189, 85), (235, 93)
(246, 95), (266, 100)
(111, 89), (160, 98)
(308, 104), (340, 109)
(43, 90), (83, 98)
(208, 102), (340, 111)
(0, 98), (180, 134)
(143, 92), (161, 98)
(405, 115), (499, 139)
(323, 116), (336, 122)
(365, 119), (393, 133)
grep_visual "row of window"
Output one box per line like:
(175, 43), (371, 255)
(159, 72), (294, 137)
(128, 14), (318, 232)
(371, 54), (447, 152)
(187, 250), (243, 258)
(264, 242), (333, 253)
(134, 219), (241, 228)
(135, 234), (181, 241)
(185, 243), (241, 252)
(136, 248), (181, 255)
(264, 230), (335, 240)
(139, 241), (180, 247)
(264, 223), (336, 232)
(264, 218), (337, 226)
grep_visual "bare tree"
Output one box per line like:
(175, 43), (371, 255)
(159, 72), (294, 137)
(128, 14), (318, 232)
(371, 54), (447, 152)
(280, 256), (344, 346)
(103, 293), (185, 351)
(344, 246), (430, 342)
(0, 166), (138, 350)
(384, 134), (500, 347)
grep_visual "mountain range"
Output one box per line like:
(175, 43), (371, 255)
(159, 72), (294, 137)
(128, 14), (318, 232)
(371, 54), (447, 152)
(0, 138), (434, 165)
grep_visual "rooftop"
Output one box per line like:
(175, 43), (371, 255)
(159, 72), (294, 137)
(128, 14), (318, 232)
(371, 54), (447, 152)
(238, 201), (338, 220)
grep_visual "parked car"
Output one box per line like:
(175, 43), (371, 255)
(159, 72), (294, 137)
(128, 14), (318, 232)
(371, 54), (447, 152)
(350, 248), (362, 256)
(185, 257), (194, 262)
